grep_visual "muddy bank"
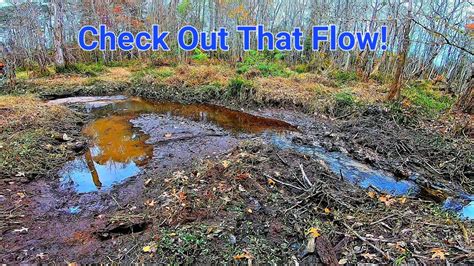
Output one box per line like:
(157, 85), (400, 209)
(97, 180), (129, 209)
(1, 95), (472, 264)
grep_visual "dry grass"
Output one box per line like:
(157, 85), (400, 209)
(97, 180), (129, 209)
(0, 95), (72, 131)
(163, 64), (234, 88)
(23, 67), (132, 87)
(253, 73), (337, 111)
(0, 95), (83, 179)
(348, 81), (389, 103)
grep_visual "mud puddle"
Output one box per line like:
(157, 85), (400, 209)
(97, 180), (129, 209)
(55, 96), (296, 193)
(51, 96), (471, 219)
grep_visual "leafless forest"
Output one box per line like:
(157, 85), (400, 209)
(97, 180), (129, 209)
(0, 0), (473, 108)
(0, 1), (473, 264)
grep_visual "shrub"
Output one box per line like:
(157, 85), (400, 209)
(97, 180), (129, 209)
(325, 90), (358, 117)
(294, 64), (310, 73)
(237, 50), (292, 77)
(131, 67), (175, 83)
(402, 81), (454, 115)
(198, 84), (223, 99)
(55, 62), (106, 77)
(192, 49), (209, 63)
(334, 90), (356, 107)
(330, 70), (358, 85)
(226, 76), (253, 99)
(370, 72), (392, 84)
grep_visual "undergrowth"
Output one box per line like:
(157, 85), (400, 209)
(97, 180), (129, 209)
(55, 62), (106, 77)
(237, 50), (293, 77)
(402, 81), (454, 115)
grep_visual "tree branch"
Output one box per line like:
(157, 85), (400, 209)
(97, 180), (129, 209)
(412, 18), (474, 56)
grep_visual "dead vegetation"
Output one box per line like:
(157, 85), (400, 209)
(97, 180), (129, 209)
(0, 63), (472, 264)
(97, 140), (472, 264)
(0, 95), (86, 180)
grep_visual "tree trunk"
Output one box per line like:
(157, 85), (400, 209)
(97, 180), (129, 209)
(0, 44), (16, 89)
(454, 63), (473, 114)
(51, 0), (66, 68)
(387, 0), (412, 101)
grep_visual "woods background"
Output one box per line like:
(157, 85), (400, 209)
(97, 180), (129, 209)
(0, 0), (472, 111)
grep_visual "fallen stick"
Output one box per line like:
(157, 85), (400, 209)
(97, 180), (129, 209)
(342, 222), (394, 262)
(299, 164), (313, 187)
(264, 173), (306, 191)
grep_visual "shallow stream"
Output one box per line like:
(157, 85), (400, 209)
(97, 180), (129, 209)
(49, 96), (472, 219)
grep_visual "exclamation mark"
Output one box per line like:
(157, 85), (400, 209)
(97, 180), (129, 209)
(380, 26), (387, 50)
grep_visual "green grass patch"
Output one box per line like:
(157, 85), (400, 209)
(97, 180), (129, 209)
(192, 49), (209, 63)
(226, 76), (253, 99)
(237, 50), (292, 77)
(370, 71), (392, 84)
(330, 70), (358, 86)
(403, 81), (454, 115)
(55, 62), (106, 77)
(131, 67), (175, 82)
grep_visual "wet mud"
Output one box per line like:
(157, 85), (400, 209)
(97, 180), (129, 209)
(1, 95), (472, 263)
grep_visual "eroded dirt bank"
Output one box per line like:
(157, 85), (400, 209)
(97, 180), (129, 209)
(0, 95), (472, 264)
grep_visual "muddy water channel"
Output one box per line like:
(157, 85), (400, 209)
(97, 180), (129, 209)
(55, 96), (296, 193)
(50, 96), (472, 219)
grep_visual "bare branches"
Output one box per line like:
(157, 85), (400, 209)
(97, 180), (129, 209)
(412, 18), (474, 56)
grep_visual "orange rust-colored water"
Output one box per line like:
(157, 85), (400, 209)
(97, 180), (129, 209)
(94, 97), (297, 133)
(59, 96), (296, 193)
(82, 115), (153, 166)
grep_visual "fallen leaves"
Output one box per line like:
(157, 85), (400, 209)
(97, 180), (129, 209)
(13, 227), (28, 234)
(306, 227), (321, 238)
(233, 250), (253, 260)
(15, 172), (25, 177)
(431, 248), (446, 260)
(144, 178), (152, 186)
(62, 133), (72, 141)
(375, 194), (408, 207)
(142, 242), (158, 253)
(267, 178), (276, 187)
(234, 172), (250, 180)
(222, 160), (231, 168)
(305, 227), (321, 253)
(378, 195), (397, 206)
(144, 199), (156, 207)
(361, 252), (377, 260)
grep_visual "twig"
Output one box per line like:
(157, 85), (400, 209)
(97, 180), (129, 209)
(369, 213), (398, 225)
(110, 194), (123, 209)
(299, 164), (313, 187)
(342, 222), (394, 262)
(276, 153), (289, 166)
(264, 173), (306, 191)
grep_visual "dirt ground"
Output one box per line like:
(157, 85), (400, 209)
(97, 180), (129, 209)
(0, 67), (473, 264)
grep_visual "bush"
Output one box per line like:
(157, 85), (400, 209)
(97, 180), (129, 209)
(131, 67), (175, 82)
(402, 81), (454, 115)
(226, 76), (253, 99)
(330, 70), (358, 86)
(370, 72), (392, 84)
(326, 90), (358, 117)
(192, 49), (209, 63)
(236, 50), (292, 77)
(198, 84), (223, 99)
(334, 90), (356, 107)
(56, 62), (106, 77)
(294, 64), (310, 73)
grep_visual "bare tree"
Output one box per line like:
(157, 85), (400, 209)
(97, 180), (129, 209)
(387, 0), (412, 101)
